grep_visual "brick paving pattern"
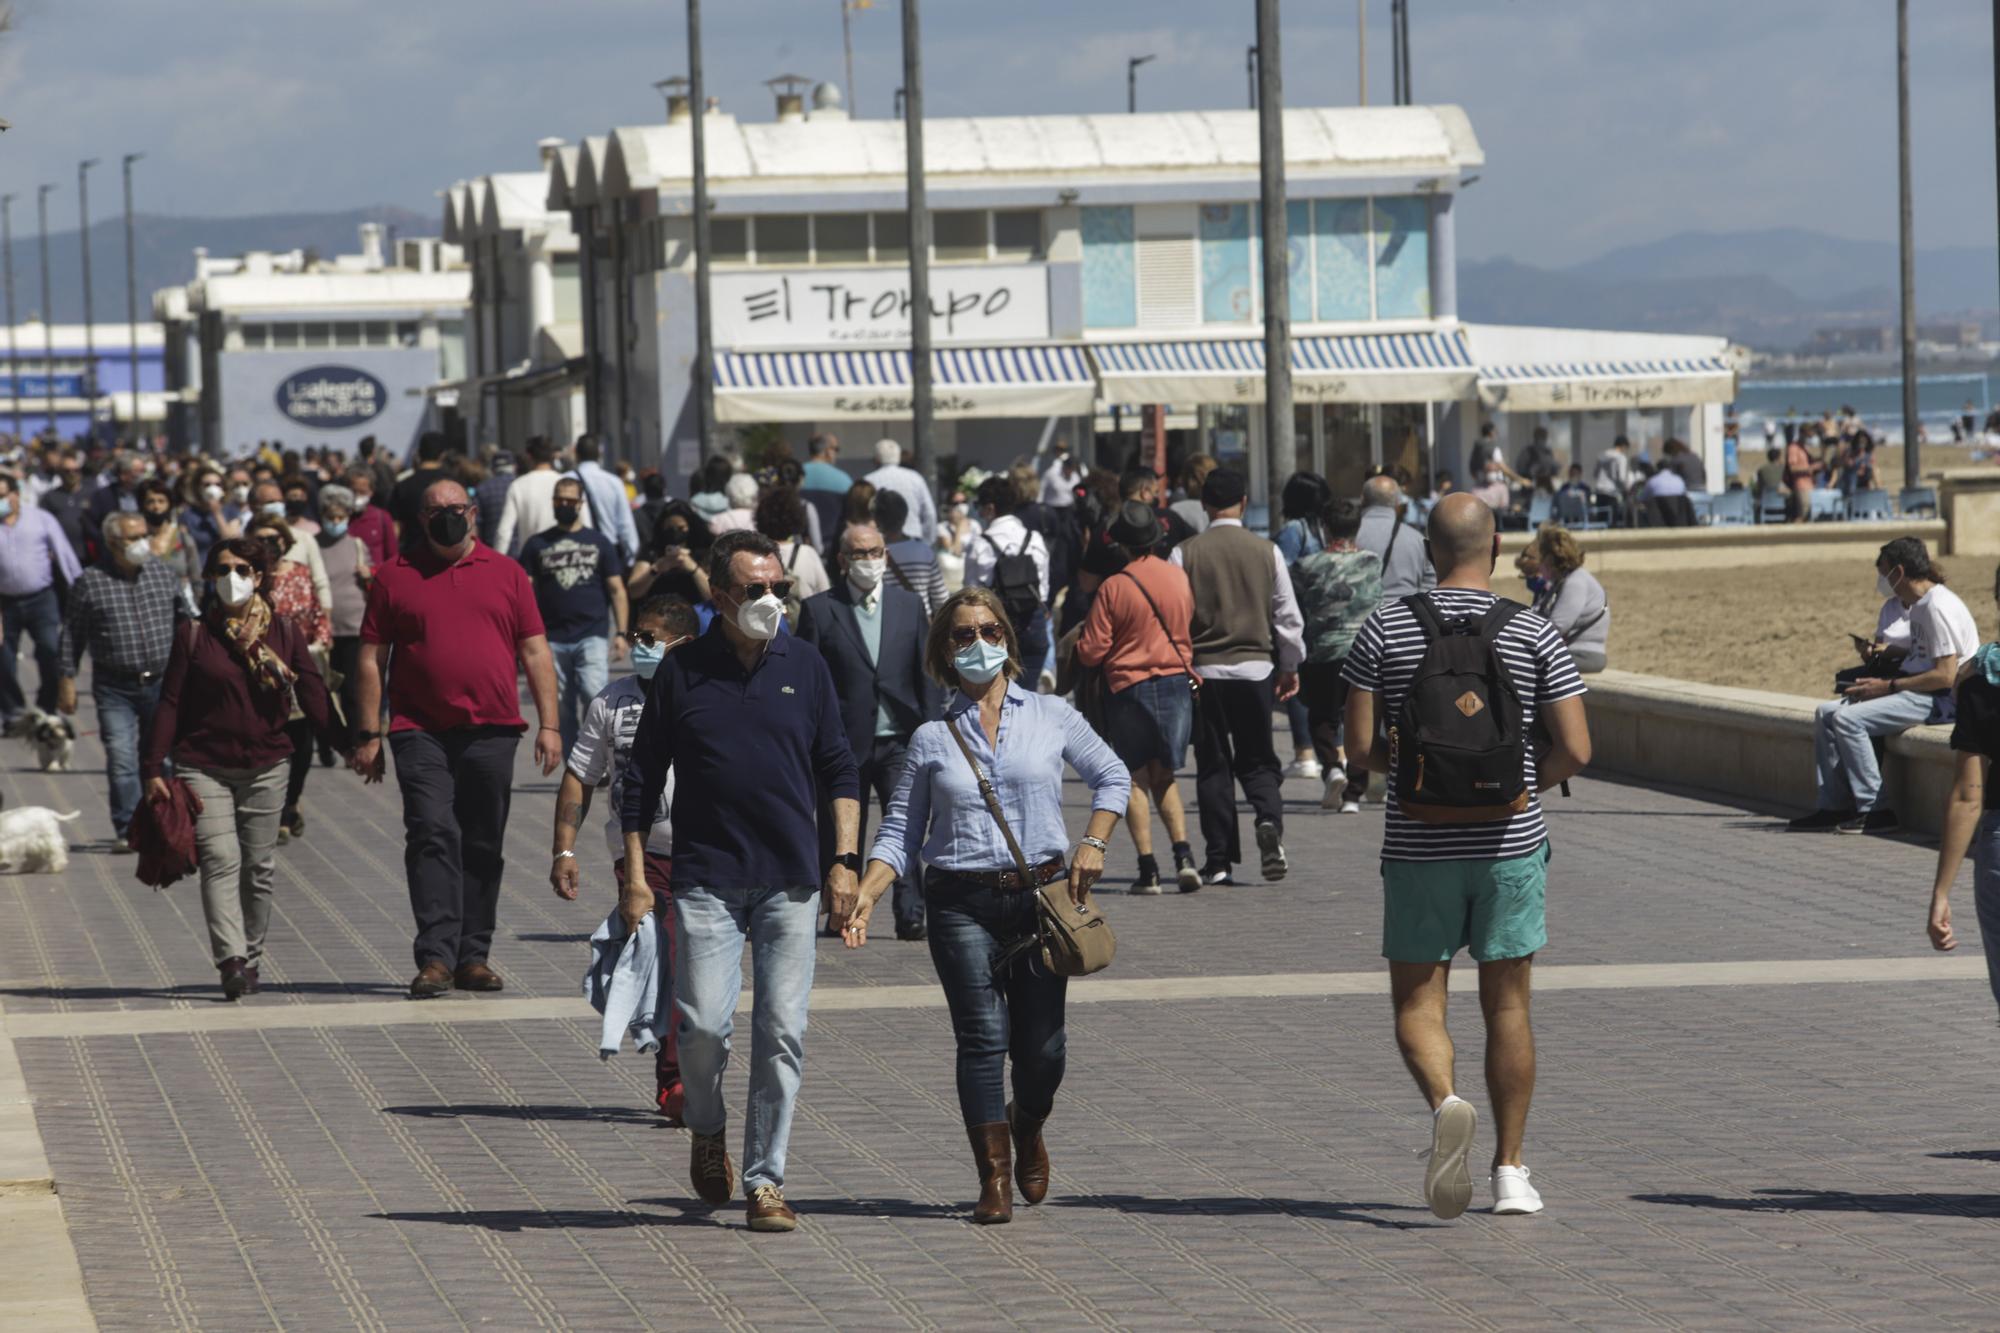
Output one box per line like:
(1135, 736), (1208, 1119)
(5, 690), (2000, 1329)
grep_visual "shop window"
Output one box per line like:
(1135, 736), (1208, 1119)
(710, 218), (749, 263)
(934, 211), (987, 262)
(872, 212), (909, 262)
(1080, 206), (1136, 328)
(1199, 204), (1252, 323)
(1373, 195), (1431, 319)
(812, 214), (869, 264)
(1314, 199), (1373, 322)
(756, 215), (810, 265)
(992, 210), (1043, 260)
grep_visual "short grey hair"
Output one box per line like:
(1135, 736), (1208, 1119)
(874, 438), (901, 467)
(724, 472), (759, 509)
(1361, 474), (1403, 509)
(840, 521), (882, 554)
(101, 510), (145, 545)
(318, 484), (356, 515)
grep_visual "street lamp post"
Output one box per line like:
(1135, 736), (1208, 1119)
(1127, 54), (1155, 114)
(78, 158), (97, 439)
(1896, 0), (1919, 488)
(1247, 45), (1258, 110)
(902, 0), (935, 493)
(1256, 0), (1291, 532)
(687, 0), (716, 464)
(35, 183), (54, 436)
(1, 194), (16, 443)
(123, 153), (143, 437)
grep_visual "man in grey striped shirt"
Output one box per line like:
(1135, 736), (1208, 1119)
(1342, 493), (1591, 1222)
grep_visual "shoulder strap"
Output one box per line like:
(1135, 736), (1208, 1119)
(883, 551), (917, 594)
(1384, 513), (1405, 564)
(787, 538), (803, 570)
(945, 716), (1036, 881)
(1402, 592), (1445, 643)
(1114, 568), (1196, 680)
(1478, 598), (1526, 640)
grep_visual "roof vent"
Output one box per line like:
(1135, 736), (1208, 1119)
(654, 76), (693, 124)
(809, 81), (848, 121)
(537, 136), (565, 166)
(358, 222), (386, 271)
(767, 73), (812, 122)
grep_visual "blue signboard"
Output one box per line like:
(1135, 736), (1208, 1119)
(274, 364), (388, 428)
(0, 374), (88, 397)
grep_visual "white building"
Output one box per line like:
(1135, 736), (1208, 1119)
(439, 139), (585, 453)
(530, 88), (1738, 501)
(154, 225), (470, 458)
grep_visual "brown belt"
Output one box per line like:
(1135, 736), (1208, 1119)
(944, 856), (1066, 892)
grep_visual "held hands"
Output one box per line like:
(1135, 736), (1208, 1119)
(1067, 841), (1104, 906)
(1929, 893), (1957, 951)
(827, 863), (870, 948)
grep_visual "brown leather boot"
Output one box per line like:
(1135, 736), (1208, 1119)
(968, 1123), (1012, 1224)
(1008, 1102), (1050, 1205)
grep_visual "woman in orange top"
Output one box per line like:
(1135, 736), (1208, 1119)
(1076, 501), (1199, 894)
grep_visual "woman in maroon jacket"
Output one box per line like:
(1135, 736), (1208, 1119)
(143, 538), (343, 1000)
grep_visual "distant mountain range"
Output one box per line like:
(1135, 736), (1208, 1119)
(3, 206), (432, 324)
(6, 208), (1990, 354)
(1462, 227), (2000, 350)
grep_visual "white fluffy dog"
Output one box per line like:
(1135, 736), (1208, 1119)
(0, 806), (80, 873)
(4, 708), (76, 771)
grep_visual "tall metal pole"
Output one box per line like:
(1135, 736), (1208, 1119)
(123, 153), (143, 436)
(1, 196), (16, 444)
(687, 0), (716, 461)
(1399, 0), (1413, 104)
(1256, 0), (1291, 532)
(1127, 54), (1155, 114)
(1896, 0), (1920, 488)
(78, 158), (97, 438)
(901, 0), (935, 494)
(840, 0), (858, 114)
(1356, 0), (1367, 106)
(36, 184), (54, 436)
(1247, 45), (1258, 109)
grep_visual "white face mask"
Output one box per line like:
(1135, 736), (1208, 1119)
(123, 539), (152, 565)
(734, 593), (784, 641)
(218, 570), (256, 607)
(1877, 572), (1897, 599)
(202, 483), (224, 503)
(848, 557), (886, 591)
(352, 494), (370, 511)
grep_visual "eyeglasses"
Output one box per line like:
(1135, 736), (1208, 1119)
(846, 545), (888, 560)
(733, 581), (794, 602)
(948, 623), (1007, 647)
(422, 503), (473, 519)
(630, 630), (687, 650)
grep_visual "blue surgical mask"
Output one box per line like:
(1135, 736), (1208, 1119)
(0, 497), (13, 519)
(323, 519), (349, 539)
(953, 639), (1011, 685)
(1525, 574), (1550, 597)
(259, 501), (285, 520)
(631, 640), (667, 679)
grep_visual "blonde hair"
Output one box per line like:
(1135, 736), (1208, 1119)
(1533, 523), (1584, 580)
(924, 586), (1022, 690)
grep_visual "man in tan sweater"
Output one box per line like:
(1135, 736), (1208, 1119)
(1170, 469), (1306, 885)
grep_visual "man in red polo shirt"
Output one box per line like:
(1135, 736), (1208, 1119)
(353, 477), (562, 999)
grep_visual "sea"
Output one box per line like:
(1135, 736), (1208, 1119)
(1733, 369), (1999, 443)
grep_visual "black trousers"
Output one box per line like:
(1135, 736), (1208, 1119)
(391, 727), (519, 971)
(821, 733), (924, 931)
(1192, 675), (1284, 869)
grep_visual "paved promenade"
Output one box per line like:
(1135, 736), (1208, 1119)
(4, 689), (2000, 1330)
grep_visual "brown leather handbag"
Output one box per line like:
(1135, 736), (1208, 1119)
(946, 719), (1116, 978)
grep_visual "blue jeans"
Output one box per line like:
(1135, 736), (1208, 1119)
(1283, 695), (1312, 753)
(0, 586), (63, 719)
(674, 882), (819, 1193)
(1812, 689), (1940, 812)
(925, 871), (1068, 1126)
(549, 636), (610, 756)
(95, 676), (162, 837)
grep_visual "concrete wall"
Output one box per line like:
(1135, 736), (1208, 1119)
(1582, 669), (1957, 835)
(1500, 518), (1951, 573)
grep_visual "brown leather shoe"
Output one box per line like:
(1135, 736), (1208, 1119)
(453, 962), (504, 992)
(746, 1184), (797, 1233)
(408, 960), (452, 999)
(1008, 1102), (1050, 1205)
(689, 1129), (736, 1206)
(968, 1123), (1013, 1224)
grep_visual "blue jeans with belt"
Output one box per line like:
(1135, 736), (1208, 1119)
(95, 674), (162, 837)
(925, 869), (1068, 1126)
(0, 586), (63, 720)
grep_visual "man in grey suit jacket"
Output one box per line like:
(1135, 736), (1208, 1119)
(796, 522), (940, 940)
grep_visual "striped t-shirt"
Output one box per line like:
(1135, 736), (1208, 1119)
(1341, 589), (1587, 862)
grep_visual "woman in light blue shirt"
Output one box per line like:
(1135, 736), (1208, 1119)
(837, 585), (1129, 1225)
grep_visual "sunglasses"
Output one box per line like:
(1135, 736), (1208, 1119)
(948, 623), (1007, 647)
(733, 581), (793, 601)
(630, 630), (687, 650)
(423, 503), (473, 519)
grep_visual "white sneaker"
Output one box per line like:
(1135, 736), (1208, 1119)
(1338, 800), (1361, 814)
(1320, 771), (1345, 809)
(1492, 1165), (1544, 1215)
(1422, 1096), (1478, 1220)
(1284, 757), (1323, 780)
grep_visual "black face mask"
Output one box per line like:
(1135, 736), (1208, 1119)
(426, 510), (469, 548)
(143, 510), (168, 531)
(552, 503), (581, 528)
(284, 499), (308, 519)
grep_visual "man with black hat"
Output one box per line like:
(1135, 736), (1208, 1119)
(1170, 469), (1305, 885)
(1078, 500), (1200, 893)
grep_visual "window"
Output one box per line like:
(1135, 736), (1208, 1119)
(933, 210), (987, 261)
(756, 215), (810, 264)
(1081, 206), (1136, 328)
(333, 321), (362, 347)
(269, 322), (300, 349)
(395, 321), (419, 348)
(364, 321), (393, 347)
(551, 256), (582, 324)
(240, 324), (268, 349)
(814, 214), (870, 264)
(302, 323), (332, 349)
(993, 210), (1043, 260)
(710, 218), (749, 263)
(872, 212), (909, 262)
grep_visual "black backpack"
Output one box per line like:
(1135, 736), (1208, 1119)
(984, 533), (1043, 628)
(1390, 594), (1531, 824)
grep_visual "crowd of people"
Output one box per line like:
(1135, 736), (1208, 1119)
(26, 417), (2000, 1241)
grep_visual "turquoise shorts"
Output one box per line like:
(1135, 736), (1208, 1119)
(1380, 843), (1550, 964)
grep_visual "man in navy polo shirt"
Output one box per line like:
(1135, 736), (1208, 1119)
(624, 532), (860, 1234)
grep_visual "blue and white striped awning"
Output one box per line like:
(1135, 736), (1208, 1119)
(1476, 354), (1736, 411)
(1090, 330), (1475, 404)
(713, 345), (1095, 422)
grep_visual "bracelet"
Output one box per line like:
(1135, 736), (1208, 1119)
(553, 849), (576, 860)
(539, 725), (561, 733)
(1076, 835), (1108, 854)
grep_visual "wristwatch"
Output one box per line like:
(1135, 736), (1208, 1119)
(1076, 836), (1109, 854)
(353, 729), (379, 741)
(832, 852), (862, 873)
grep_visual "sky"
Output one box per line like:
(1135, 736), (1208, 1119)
(0, 0), (1992, 268)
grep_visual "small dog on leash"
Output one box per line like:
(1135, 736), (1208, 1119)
(4, 708), (77, 772)
(0, 806), (80, 873)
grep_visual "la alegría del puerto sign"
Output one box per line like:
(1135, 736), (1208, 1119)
(275, 365), (389, 428)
